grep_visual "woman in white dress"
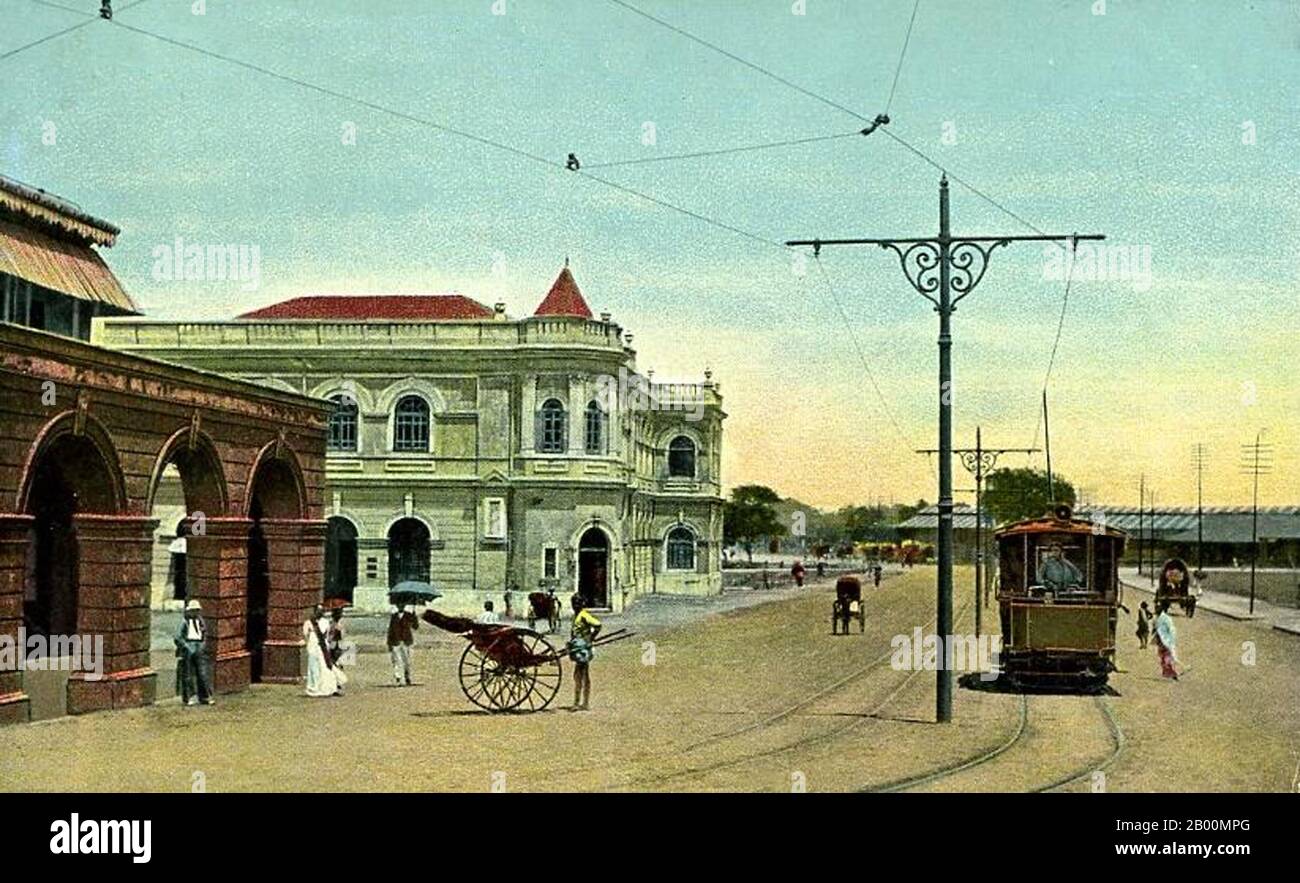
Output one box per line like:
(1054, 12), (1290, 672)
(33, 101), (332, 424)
(303, 606), (344, 697)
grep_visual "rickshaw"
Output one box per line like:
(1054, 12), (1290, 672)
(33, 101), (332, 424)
(832, 575), (865, 634)
(1156, 557), (1196, 615)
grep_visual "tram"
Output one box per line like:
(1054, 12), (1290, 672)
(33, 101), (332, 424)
(995, 504), (1127, 686)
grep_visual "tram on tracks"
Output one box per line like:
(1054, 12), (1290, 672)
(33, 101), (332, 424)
(995, 504), (1128, 686)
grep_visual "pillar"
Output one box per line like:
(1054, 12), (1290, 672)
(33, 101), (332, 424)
(186, 517), (253, 693)
(258, 519), (326, 683)
(66, 514), (158, 715)
(0, 514), (33, 724)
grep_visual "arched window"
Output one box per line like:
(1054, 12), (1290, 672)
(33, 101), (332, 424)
(584, 400), (606, 454)
(393, 395), (430, 452)
(327, 394), (358, 452)
(667, 435), (696, 478)
(538, 398), (567, 454)
(666, 526), (696, 571)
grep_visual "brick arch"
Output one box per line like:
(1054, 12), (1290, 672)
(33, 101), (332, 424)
(16, 410), (127, 516)
(146, 425), (230, 517)
(244, 440), (307, 520)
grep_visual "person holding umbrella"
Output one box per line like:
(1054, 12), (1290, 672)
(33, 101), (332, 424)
(387, 602), (420, 686)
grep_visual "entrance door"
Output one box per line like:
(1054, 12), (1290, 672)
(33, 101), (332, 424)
(578, 527), (609, 608)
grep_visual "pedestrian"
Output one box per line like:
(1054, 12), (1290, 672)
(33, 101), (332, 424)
(873, 564), (882, 589)
(1135, 601), (1151, 649)
(503, 584), (515, 619)
(387, 602), (419, 686)
(303, 605), (344, 697)
(567, 594), (602, 711)
(174, 599), (215, 706)
(477, 600), (499, 625)
(791, 560), (806, 588)
(1153, 600), (1179, 680)
(816, 560), (825, 578)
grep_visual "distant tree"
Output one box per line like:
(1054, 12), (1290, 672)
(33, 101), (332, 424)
(724, 485), (786, 563)
(983, 468), (1076, 525)
(895, 499), (928, 524)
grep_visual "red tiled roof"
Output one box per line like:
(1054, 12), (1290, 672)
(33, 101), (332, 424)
(237, 294), (495, 321)
(533, 267), (592, 318)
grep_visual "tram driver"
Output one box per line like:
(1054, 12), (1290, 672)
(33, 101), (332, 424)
(1039, 542), (1084, 594)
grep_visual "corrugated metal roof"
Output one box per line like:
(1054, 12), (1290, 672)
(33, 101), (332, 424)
(0, 216), (136, 311)
(898, 504), (994, 530)
(0, 175), (119, 247)
(237, 294), (494, 321)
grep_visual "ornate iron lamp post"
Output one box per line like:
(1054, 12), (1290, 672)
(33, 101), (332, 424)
(789, 175), (1103, 722)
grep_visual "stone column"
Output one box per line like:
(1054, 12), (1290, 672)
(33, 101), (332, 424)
(0, 514), (33, 724)
(186, 517), (253, 693)
(258, 518), (326, 683)
(67, 514), (158, 715)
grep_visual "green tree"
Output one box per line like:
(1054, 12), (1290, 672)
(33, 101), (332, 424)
(724, 485), (786, 562)
(983, 468), (1076, 525)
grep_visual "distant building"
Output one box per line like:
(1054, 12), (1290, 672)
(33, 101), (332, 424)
(1088, 506), (1300, 567)
(96, 267), (726, 614)
(896, 503), (994, 560)
(0, 175), (139, 337)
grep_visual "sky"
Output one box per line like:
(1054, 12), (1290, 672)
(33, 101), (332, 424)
(4, 0), (1298, 510)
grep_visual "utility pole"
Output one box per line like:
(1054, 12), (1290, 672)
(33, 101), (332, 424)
(1240, 431), (1273, 615)
(1148, 488), (1158, 589)
(1137, 474), (1145, 580)
(789, 175), (1103, 723)
(916, 427), (1037, 636)
(1191, 444), (1208, 574)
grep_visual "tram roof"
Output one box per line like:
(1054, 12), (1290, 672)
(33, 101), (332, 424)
(995, 514), (1127, 540)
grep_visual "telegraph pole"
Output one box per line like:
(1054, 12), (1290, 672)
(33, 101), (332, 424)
(916, 427), (1037, 636)
(789, 175), (1103, 723)
(1137, 474), (1145, 580)
(1191, 444), (1208, 574)
(1240, 431), (1273, 615)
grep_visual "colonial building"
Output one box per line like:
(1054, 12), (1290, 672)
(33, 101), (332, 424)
(94, 267), (726, 614)
(0, 177), (328, 723)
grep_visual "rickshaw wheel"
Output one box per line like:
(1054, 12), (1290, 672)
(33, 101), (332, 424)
(458, 630), (562, 713)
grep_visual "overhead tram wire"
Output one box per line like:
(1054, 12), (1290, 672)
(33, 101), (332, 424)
(607, 0), (1071, 251)
(1030, 235), (1079, 454)
(91, 12), (926, 477)
(814, 254), (934, 477)
(608, 0), (1092, 467)
(583, 130), (866, 170)
(885, 0), (922, 115)
(5, 0), (151, 63)
(22, 5), (922, 484)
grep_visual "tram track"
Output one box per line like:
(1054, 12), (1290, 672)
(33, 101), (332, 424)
(533, 569), (936, 790)
(597, 595), (976, 792)
(862, 693), (1124, 793)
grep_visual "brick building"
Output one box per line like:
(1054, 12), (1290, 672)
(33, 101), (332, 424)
(0, 178), (328, 724)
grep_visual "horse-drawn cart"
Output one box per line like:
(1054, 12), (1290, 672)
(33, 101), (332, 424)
(832, 575), (866, 634)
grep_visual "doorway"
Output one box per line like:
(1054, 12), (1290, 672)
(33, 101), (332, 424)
(578, 527), (609, 608)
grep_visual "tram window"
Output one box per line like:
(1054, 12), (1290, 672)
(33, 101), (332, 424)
(1033, 537), (1087, 592)
(1001, 542), (1025, 592)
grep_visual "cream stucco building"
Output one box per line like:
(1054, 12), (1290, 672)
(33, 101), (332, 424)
(94, 268), (724, 615)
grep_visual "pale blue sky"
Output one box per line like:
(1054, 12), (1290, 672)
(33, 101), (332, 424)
(4, 0), (1298, 507)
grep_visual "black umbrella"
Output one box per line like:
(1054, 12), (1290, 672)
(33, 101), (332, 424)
(389, 580), (441, 606)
